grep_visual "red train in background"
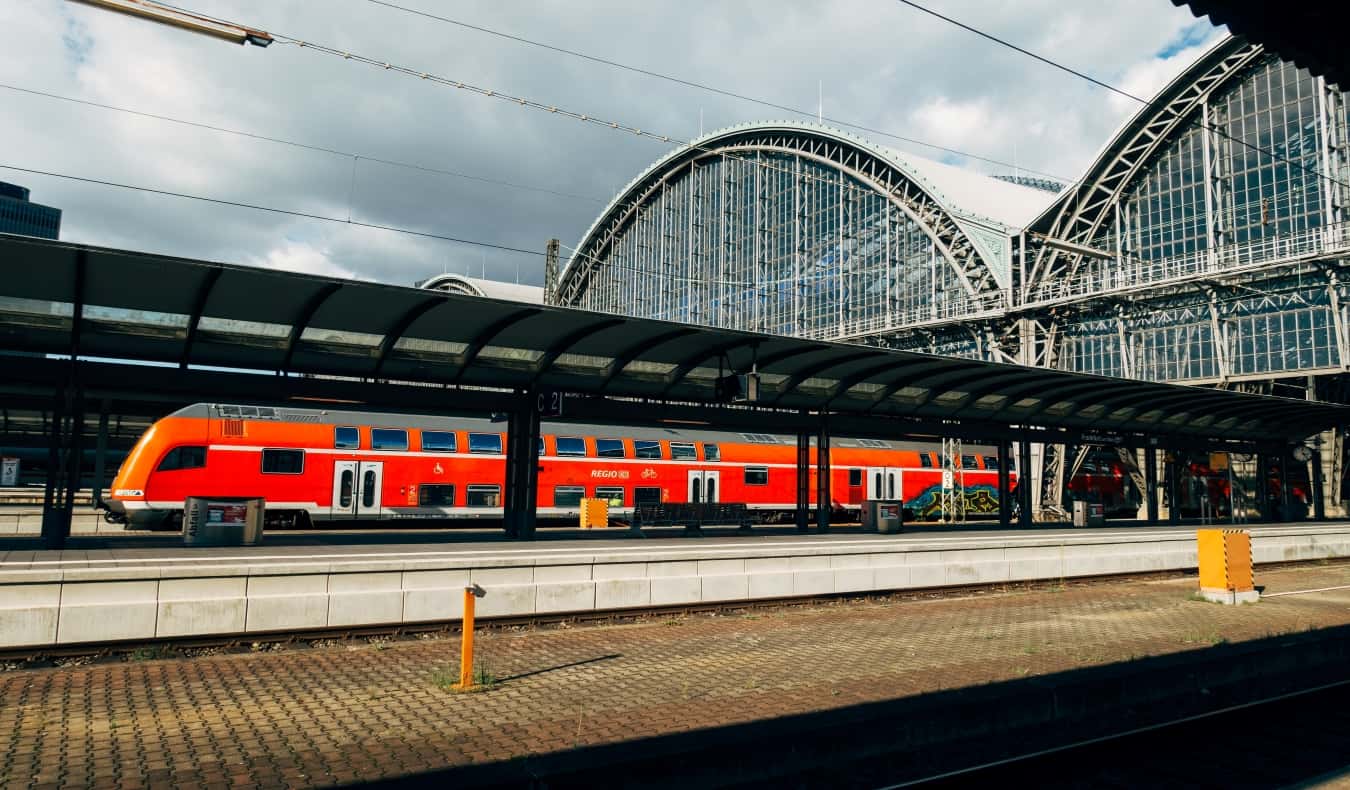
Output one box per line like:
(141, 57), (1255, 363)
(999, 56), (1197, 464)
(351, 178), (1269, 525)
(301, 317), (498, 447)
(106, 403), (1027, 529)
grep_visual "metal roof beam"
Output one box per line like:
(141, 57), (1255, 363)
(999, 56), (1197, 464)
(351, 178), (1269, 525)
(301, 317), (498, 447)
(179, 267), (223, 369)
(371, 295), (446, 379)
(451, 307), (544, 383)
(279, 282), (341, 375)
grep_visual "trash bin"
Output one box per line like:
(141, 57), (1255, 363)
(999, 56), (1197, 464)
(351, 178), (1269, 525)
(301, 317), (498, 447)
(1072, 500), (1105, 527)
(862, 500), (903, 534)
(183, 497), (264, 546)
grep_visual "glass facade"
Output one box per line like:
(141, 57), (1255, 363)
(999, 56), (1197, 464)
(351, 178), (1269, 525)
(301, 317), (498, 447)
(570, 150), (973, 340)
(1057, 58), (1348, 383)
(0, 182), (61, 240)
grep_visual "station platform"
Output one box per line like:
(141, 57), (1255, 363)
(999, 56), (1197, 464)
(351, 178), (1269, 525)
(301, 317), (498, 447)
(3, 522), (1349, 649)
(3, 563), (1349, 787)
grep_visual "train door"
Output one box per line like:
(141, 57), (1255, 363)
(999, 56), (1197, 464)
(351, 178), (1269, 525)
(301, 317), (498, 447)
(885, 467), (902, 502)
(332, 461), (384, 519)
(866, 467), (885, 500)
(687, 470), (720, 503)
(356, 462), (383, 518)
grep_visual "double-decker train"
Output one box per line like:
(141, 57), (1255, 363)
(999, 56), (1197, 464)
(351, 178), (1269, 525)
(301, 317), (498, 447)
(106, 403), (1030, 529)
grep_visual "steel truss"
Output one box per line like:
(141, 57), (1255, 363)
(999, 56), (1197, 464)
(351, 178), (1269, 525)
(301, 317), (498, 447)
(557, 125), (1010, 336)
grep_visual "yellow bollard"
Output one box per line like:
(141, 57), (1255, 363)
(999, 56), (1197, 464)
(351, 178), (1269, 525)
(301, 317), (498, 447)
(1196, 528), (1258, 605)
(455, 585), (484, 690)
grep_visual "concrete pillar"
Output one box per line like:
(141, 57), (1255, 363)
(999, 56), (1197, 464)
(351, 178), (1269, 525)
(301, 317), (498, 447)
(1017, 439), (1033, 527)
(40, 390), (83, 550)
(815, 417), (831, 532)
(1144, 446), (1159, 524)
(795, 430), (810, 532)
(996, 441), (1011, 528)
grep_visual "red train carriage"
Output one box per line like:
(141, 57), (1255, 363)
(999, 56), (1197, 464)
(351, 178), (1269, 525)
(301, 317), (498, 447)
(106, 403), (1019, 529)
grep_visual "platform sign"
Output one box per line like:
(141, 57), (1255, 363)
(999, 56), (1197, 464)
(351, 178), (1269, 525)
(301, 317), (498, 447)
(1080, 430), (1124, 446)
(537, 389), (564, 418)
(0, 458), (17, 487)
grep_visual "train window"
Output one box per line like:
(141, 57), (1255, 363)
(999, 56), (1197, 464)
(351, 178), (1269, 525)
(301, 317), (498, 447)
(595, 486), (624, 506)
(703, 443), (720, 462)
(421, 431), (456, 452)
(466, 485), (501, 507)
(634, 486), (662, 504)
(362, 470), (377, 508)
(670, 442), (696, 461)
(983, 456), (999, 471)
(744, 466), (769, 486)
(1009, 457), (1016, 471)
(961, 455), (978, 469)
(556, 437), (587, 457)
(261, 449), (304, 474)
(554, 486), (586, 507)
(371, 429), (408, 451)
(468, 433), (503, 454)
(595, 439), (626, 458)
(848, 469), (862, 486)
(919, 453), (934, 468)
(334, 427), (359, 450)
(418, 484), (454, 507)
(339, 470), (353, 507)
(538, 438), (545, 456)
(633, 440), (662, 459)
(157, 445), (206, 472)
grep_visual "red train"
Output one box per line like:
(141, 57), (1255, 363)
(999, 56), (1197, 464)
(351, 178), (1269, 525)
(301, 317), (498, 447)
(106, 403), (1023, 529)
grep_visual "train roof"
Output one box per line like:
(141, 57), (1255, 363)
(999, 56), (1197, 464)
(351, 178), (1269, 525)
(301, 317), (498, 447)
(169, 403), (996, 452)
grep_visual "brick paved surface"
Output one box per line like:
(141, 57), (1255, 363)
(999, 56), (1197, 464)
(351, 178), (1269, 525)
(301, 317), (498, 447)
(3, 563), (1350, 789)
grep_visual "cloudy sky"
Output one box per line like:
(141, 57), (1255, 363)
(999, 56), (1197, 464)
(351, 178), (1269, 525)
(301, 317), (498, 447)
(1, 0), (1224, 286)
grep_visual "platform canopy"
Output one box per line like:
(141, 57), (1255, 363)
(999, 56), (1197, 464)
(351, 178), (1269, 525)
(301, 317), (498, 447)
(1173, 0), (1345, 88)
(0, 233), (1346, 444)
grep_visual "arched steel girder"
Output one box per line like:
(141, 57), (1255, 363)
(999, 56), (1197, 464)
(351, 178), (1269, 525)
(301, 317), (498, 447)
(559, 130), (1005, 307)
(1025, 38), (1265, 296)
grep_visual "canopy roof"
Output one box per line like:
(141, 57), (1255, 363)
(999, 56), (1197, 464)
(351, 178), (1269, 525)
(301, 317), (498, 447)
(0, 233), (1344, 444)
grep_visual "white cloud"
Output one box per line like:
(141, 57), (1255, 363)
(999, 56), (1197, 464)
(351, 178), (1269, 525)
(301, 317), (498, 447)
(0, 0), (1230, 284)
(247, 240), (359, 280)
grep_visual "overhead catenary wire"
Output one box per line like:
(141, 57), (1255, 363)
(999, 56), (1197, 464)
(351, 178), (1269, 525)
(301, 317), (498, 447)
(0, 82), (605, 204)
(893, 0), (1350, 193)
(0, 162), (547, 258)
(361, 0), (1071, 183)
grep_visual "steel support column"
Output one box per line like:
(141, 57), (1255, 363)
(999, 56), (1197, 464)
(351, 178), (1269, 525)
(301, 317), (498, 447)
(1167, 453), (1181, 526)
(815, 417), (831, 532)
(40, 389), (83, 550)
(1144, 446), (1159, 524)
(795, 430), (810, 532)
(1256, 452), (1271, 522)
(1017, 439), (1033, 527)
(503, 394), (541, 540)
(996, 441), (1011, 528)
(92, 404), (110, 508)
(1312, 447), (1326, 520)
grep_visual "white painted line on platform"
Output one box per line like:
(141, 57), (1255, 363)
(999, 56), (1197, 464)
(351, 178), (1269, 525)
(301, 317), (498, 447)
(3, 523), (1345, 569)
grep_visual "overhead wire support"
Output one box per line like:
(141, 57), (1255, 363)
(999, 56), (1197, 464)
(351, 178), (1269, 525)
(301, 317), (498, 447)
(361, 0), (1070, 182)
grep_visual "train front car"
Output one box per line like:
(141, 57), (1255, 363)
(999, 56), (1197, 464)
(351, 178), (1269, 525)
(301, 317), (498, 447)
(106, 404), (212, 529)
